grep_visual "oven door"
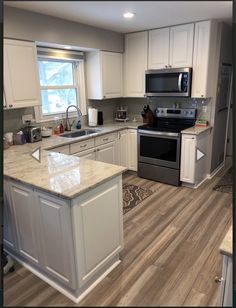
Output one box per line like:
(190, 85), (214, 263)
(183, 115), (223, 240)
(138, 130), (180, 169)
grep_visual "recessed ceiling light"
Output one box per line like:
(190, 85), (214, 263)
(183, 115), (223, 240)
(123, 12), (135, 19)
(64, 46), (72, 49)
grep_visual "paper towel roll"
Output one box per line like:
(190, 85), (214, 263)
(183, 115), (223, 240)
(88, 108), (98, 126)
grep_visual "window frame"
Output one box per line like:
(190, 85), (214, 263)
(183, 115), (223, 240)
(35, 57), (87, 123)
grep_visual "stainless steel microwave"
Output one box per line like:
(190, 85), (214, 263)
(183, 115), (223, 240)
(145, 67), (192, 97)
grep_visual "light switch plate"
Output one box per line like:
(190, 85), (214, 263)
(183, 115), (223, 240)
(22, 114), (35, 124)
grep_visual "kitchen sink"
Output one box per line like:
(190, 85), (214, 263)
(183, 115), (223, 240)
(60, 129), (100, 138)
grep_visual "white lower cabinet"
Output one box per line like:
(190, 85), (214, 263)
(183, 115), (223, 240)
(8, 181), (41, 265)
(4, 175), (123, 302)
(218, 254), (232, 306)
(118, 129), (128, 167)
(72, 177), (123, 285)
(128, 129), (138, 171)
(3, 180), (17, 251)
(73, 148), (96, 160)
(180, 130), (210, 187)
(35, 192), (77, 289)
(96, 141), (116, 164)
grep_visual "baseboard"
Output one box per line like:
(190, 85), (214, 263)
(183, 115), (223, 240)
(207, 162), (225, 180)
(4, 249), (120, 304)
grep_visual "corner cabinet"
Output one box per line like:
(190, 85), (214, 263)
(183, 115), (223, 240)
(148, 23), (194, 69)
(180, 129), (210, 188)
(124, 31), (148, 97)
(4, 39), (41, 109)
(86, 51), (123, 99)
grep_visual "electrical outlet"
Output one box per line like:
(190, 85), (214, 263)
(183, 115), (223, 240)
(202, 106), (207, 113)
(22, 114), (34, 124)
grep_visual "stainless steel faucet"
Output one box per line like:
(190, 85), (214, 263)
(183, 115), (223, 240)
(65, 105), (82, 131)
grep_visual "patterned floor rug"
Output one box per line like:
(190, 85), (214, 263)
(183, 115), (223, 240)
(213, 167), (233, 193)
(123, 184), (154, 214)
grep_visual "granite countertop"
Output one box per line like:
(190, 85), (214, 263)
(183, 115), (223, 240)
(4, 121), (142, 199)
(181, 126), (212, 135)
(219, 225), (232, 257)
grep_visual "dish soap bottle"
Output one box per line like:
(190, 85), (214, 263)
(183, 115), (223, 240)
(59, 120), (64, 133)
(76, 119), (81, 129)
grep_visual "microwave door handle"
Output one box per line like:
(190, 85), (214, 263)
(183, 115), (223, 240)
(178, 73), (183, 92)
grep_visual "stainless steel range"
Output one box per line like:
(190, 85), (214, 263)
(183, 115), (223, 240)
(138, 107), (197, 186)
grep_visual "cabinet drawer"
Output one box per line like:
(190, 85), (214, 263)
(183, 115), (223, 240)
(70, 138), (95, 154)
(95, 132), (117, 146)
(50, 145), (70, 155)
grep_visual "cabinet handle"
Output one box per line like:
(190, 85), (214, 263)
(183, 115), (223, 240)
(169, 65), (172, 68)
(80, 144), (87, 148)
(97, 148), (100, 152)
(215, 276), (223, 283)
(103, 138), (109, 141)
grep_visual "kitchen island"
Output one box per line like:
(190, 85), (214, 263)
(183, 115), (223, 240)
(4, 144), (126, 303)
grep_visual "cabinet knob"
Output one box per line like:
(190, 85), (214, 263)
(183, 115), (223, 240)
(169, 65), (171, 68)
(165, 65), (168, 68)
(215, 276), (223, 283)
(103, 95), (106, 99)
(9, 104), (13, 108)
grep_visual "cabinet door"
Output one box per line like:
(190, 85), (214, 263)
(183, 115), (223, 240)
(73, 148), (96, 160)
(4, 39), (41, 109)
(96, 142), (116, 164)
(119, 129), (128, 167)
(148, 28), (170, 69)
(35, 192), (76, 289)
(9, 181), (40, 265)
(3, 180), (17, 251)
(180, 135), (196, 183)
(191, 21), (211, 98)
(102, 52), (123, 99)
(169, 23), (194, 68)
(72, 176), (123, 285)
(124, 31), (147, 97)
(128, 129), (138, 171)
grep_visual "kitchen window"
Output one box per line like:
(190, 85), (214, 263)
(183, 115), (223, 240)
(35, 47), (86, 122)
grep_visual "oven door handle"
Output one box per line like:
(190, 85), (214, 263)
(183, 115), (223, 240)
(178, 73), (183, 92)
(138, 130), (179, 137)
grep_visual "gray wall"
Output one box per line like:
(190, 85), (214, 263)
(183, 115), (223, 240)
(4, 6), (124, 52)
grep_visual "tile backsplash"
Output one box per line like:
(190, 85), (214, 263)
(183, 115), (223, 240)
(4, 97), (212, 133)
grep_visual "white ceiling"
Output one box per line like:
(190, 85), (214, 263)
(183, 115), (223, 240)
(4, 1), (232, 33)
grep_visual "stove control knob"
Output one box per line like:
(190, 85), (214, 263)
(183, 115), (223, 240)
(161, 110), (164, 113)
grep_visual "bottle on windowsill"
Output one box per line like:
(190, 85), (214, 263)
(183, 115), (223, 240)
(59, 121), (65, 133)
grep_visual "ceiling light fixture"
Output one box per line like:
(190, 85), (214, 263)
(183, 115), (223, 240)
(64, 46), (72, 49)
(123, 12), (135, 18)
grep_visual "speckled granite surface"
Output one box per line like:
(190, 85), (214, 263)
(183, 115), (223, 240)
(4, 122), (138, 199)
(181, 126), (212, 135)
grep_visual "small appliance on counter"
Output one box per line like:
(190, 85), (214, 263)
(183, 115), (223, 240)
(22, 122), (42, 143)
(115, 107), (129, 122)
(141, 104), (155, 125)
(88, 108), (98, 126)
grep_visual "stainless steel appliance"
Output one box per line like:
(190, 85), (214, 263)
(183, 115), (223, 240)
(23, 125), (42, 143)
(115, 107), (128, 121)
(138, 107), (197, 186)
(145, 67), (192, 97)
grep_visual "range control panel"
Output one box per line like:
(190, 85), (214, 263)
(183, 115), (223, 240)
(155, 108), (197, 119)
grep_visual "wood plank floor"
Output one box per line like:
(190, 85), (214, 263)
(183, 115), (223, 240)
(4, 162), (232, 306)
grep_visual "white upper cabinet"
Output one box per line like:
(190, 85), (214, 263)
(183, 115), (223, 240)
(148, 27), (169, 69)
(86, 51), (123, 99)
(148, 23), (194, 69)
(191, 20), (218, 98)
(169, 23), (194, 68)
(4, 39), (41, 109)
(124, 31), (148, 97)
